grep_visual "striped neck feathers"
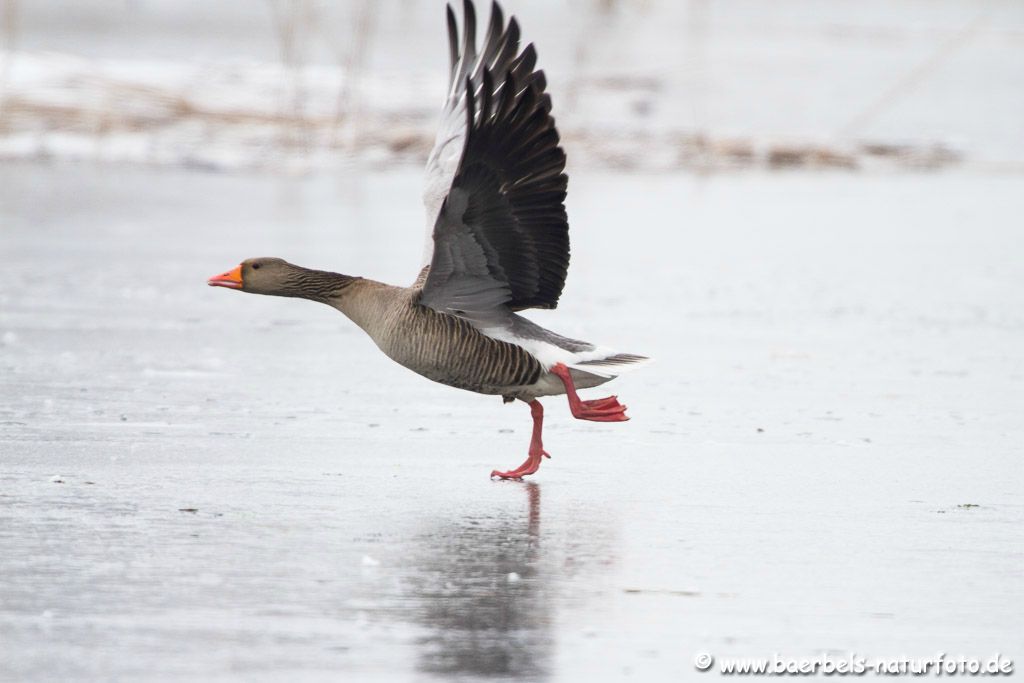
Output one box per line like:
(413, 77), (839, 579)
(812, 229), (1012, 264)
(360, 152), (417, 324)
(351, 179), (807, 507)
(244, 261), (360, 303)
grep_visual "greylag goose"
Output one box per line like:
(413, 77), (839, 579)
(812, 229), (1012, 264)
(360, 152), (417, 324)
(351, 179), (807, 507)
(208, 0), (649, 479)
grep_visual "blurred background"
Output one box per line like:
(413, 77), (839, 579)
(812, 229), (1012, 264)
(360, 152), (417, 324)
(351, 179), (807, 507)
(2, 0), (1021, 173)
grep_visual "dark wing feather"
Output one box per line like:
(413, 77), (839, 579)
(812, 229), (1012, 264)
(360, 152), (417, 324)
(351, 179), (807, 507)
(419, 1), (569, 316)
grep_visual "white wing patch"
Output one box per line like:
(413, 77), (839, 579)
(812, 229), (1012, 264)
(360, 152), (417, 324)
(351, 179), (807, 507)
(479, 324), (644, 378)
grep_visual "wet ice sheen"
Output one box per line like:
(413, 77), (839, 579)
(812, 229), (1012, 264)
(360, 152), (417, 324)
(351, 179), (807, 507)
(1, 162), (1022, 681)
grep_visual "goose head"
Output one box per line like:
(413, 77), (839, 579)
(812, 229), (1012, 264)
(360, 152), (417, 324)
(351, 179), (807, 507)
(208, 257), (294, 295)
(208, 257), (357, 302)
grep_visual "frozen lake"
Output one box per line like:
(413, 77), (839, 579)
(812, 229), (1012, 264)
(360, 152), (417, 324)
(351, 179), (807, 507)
(1, 161), (1022, 680)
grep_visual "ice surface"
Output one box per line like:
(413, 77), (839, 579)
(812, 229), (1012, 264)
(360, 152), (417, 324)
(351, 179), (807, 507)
(0, 160), (1022, 681)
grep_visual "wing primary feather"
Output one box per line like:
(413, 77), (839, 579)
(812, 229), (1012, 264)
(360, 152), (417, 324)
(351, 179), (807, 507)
(446, 4), (459, 76)
(532, 71), (547, 95)
(461, 0), (477, 65)
(506, 17), (520, 49)
(464, 75), (476, 132)
(477, 2), (504, 77)
(481, 69), (494, 126)
(512, 43), (537, 84)
(497, 72), (516, 121)
(490, 27), (518, 77)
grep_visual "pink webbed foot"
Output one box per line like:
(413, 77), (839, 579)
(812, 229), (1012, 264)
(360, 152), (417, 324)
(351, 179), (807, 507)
(490, 399), (551, 480)
(490, 448), (551, 480)
(580, 395), (621, 410)
(550, 363), (630, 422)
(575, 398), (629, 422)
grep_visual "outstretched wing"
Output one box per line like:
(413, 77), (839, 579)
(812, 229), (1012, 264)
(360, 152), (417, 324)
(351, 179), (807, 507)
(418, 0), (569, 316)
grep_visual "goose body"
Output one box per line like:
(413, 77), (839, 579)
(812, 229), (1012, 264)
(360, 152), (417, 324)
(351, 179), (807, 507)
(209, 1), (649, 478)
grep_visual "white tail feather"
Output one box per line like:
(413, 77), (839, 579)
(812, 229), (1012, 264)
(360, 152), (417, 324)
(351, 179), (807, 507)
(478, 321), (651, 377)
(569, 354), (653, 378)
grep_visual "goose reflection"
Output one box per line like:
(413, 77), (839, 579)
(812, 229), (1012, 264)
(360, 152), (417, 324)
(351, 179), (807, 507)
(411, 482), (549, 680)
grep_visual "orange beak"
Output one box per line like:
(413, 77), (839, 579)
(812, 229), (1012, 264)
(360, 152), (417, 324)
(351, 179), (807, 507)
(207, 265), (243, 290)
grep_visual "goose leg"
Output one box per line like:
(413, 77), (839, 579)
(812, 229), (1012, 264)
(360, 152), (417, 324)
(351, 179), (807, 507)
(490, 400), (551, 480)
(550, 363), (629, 422)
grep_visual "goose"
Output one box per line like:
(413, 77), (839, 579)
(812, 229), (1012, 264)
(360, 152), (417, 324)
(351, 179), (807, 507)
(208, 0), (649, 479)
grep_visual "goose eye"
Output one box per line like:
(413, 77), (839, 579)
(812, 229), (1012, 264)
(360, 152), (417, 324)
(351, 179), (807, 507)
(252, 263), (261, 270)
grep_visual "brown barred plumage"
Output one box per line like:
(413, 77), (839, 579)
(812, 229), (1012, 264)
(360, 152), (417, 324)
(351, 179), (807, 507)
(360, 284), (543, 396)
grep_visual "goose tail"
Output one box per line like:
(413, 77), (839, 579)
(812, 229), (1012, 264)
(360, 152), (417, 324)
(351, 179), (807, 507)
(568, 353), (653, 379)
